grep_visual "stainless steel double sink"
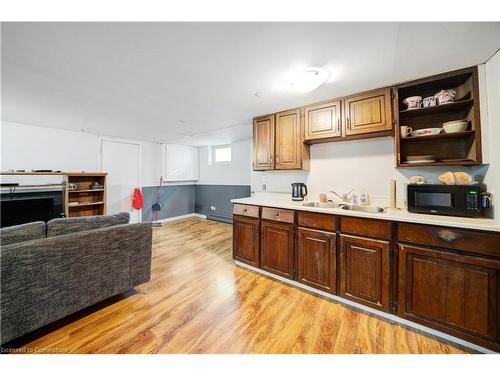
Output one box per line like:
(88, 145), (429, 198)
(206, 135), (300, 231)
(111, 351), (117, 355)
(302, 201), (385, 213)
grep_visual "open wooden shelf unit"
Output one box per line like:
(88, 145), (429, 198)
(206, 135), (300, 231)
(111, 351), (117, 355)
(64, 173), (107, 217)
(394, 66), (482, 168)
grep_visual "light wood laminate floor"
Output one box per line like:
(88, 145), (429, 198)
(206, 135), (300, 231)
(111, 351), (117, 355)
(16, 218), (468, 354)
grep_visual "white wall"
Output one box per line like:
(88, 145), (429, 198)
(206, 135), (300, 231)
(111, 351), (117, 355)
(251, 60), (500, 220)
(1, 121), (162, 212)
(480, 50), (500, 210)
(197, 139), (251, 185)
(252, 137), (473, 200)
(162, 143), (199, 182)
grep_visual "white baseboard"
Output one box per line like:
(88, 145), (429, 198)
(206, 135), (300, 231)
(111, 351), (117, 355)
(153, 213), (206, 223)
(234, 261), (496, 354)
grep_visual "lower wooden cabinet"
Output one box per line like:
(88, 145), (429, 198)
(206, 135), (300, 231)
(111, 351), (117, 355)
(339, 234), (390, 311)
(297, 228), (336, 294)
(232, 215), (260, 267)
(260, 220), (295, 279)
(233, 203), (500, 351)
(397, 243), (500, 344)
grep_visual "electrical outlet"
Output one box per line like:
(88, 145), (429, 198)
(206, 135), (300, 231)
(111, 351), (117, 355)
(262, 184), (267, 191)
(210, 205), (216, 211)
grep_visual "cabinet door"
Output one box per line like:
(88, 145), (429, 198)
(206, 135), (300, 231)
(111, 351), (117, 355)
(304, 100), (342, 141)
(398, 244), (500, 342)
(253, 115), (275, 170)
(260, 220), (294, 279)
(275, 109), (302, 170)
(339, 234), (390, 311)
(233, 216), (260, 267)
(297, 228), (336, 293)
(343, 88), (392, 136)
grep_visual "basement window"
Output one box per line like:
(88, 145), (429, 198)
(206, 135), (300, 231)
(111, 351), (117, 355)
(214, 145), (231, 163)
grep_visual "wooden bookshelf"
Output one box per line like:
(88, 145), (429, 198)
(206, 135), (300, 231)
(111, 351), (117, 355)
(0, 171), (107, 218)
(394, 66), (482, 168)
(64, 173), (107, 217)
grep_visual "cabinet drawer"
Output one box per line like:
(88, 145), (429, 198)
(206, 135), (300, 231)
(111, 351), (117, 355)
(298, 211), (336, 231)
(233, 204), (259, 218)
(261, 207), (295, 224)
(341, 216), (391, 240)
(397, 223), (500, 258)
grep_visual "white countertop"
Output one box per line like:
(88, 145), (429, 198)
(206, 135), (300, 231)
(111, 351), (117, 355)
(231, 194), (500, 233)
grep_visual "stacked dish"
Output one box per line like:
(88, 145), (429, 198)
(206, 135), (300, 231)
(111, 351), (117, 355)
(442, 120), (468, 133)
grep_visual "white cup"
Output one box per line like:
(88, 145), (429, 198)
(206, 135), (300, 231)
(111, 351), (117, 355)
(400, 126), (412, 138)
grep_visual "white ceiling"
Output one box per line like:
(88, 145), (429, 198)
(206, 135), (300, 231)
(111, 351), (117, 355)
(1, 22), (499, 146)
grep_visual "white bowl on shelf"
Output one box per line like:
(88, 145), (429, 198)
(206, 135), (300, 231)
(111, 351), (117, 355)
(442, 120), (468, 133)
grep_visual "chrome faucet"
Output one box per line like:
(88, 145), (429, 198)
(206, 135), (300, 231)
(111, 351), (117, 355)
(329, 189), (355, 203)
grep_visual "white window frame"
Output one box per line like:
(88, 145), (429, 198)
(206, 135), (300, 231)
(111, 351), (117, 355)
(214, 144), (232, 164)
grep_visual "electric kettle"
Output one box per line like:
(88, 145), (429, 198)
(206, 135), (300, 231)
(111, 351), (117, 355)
(291, 183), (308, 201)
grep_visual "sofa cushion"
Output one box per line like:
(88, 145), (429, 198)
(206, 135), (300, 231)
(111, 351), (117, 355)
(47, 212), (130, 237)
(0, 221), (46, 245)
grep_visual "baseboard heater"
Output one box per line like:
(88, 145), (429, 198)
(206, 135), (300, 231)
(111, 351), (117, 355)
(207, 214), (232, 224)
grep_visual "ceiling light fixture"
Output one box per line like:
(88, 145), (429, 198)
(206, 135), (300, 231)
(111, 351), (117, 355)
(289, 67), (330, 93)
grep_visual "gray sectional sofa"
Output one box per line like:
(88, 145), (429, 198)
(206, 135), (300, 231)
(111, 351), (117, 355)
(0, 212), (152, 345)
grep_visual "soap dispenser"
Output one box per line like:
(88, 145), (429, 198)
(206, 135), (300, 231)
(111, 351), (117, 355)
(360, 189), (369, 206)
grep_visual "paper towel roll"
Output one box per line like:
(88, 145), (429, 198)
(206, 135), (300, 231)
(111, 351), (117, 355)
(390, 179), (396, 209)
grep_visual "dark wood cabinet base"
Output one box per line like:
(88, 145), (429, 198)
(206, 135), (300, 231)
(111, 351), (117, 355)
(235, 259), (500, 353)
(232, 205), (500, 352)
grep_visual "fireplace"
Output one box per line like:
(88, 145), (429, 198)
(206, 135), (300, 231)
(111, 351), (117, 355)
(0, 190), (64, 228)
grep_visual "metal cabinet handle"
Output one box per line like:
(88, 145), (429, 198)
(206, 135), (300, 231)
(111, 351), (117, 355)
(337, 118), (340, 134)
(243, 208), (247, 213)
(346, 117), (351, 130)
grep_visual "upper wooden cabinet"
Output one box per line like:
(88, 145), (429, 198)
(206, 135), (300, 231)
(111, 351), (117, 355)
(253, 115), (275, 170)
(343, 88), (393, 136)
(253, 87), (394, 162)
(275, 109), (303, 169)
(304, 100), (342, 142)
(253, 110), (310, 171)
(395, 66), (482, 168)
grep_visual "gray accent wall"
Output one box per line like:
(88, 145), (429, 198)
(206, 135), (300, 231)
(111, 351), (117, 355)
(141, 184), (250, 223)
(195, 185), (251, 223)
(141, 185), (195, 221)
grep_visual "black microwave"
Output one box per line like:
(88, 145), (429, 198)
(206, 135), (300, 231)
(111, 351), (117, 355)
(407, 184), (482, 217)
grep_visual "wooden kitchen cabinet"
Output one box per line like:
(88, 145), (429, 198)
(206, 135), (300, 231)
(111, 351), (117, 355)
(260, 220), (295, 279)
(343, 88), (393, 136)
(233, 215), (260, 267)
(253, 115), (275, 170)
(253, 110), (309, 171)
(304, 100), (342, 142)
(339, 234), (390, 311)
(397, 243), (500, 344)
(233, 201), (500, 350)
(275, 108), (309, 170)
(297, 228), (336, 294)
